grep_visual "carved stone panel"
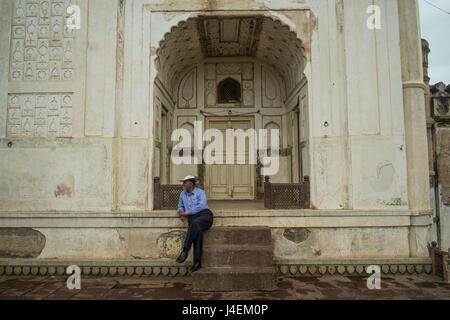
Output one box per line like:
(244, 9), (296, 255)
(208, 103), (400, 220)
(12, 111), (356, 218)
(431, 83), (450, 120)
(216, 63), (241, 75)
(205, 64), (216, 107)
(10, 0), (75, 82)
(262, 65), (281, 108)
(178, 68), (197, 109)
(7, 93), (73, 137)
(242, 80), (254, 106)
(262, 116), (282, 148)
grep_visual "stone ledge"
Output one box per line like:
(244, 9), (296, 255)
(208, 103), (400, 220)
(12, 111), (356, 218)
(0, 258), (434, 277)
(0, 209), (433, 228)
(0, 209), (432, 217)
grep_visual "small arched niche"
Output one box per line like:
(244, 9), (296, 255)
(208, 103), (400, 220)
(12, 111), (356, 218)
(217, 78), (241, 104)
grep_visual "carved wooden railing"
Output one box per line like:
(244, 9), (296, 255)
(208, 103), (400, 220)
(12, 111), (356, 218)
(264, 176), (310, 209)
(154, 176), (311, 210)
(153, 177), (183, 210)
(428, 241), (450, 283)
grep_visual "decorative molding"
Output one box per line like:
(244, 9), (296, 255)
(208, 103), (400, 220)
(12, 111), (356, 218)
(178, 67), (197, 109)
(204, 62), (254, 108)
(154, 78), (176, 108)
(242, 80), (254, 106)
(402, 81), (426, 90)
(155, 18), (203, 98)
(242, 63), (253, 80)
(216, 63), (242, 75)
(0, 260), (434, 277)
(155, 15), (306, 102)
(256, 17), (305, 94)
(262, 115), (282, 147)
(197, 16), (263, 58)
(262, 65), (281, 108)
(0, 264), (189, 277)
(276, 263), (433, 277)
(205, 63), (216, 107)
(176, 115), (197, 128)
(0, 210), (433, 228)
(285, 76), (308, 106)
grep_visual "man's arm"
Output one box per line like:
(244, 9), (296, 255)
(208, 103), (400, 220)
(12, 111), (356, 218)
(177, 192), (185, 214)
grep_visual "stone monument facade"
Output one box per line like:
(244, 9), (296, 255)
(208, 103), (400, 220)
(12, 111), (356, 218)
(0, 0), (436, 276)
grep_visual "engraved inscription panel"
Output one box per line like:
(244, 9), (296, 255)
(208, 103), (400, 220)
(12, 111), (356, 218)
(7, 93), (73, 137)
(10, 0), (75, 82)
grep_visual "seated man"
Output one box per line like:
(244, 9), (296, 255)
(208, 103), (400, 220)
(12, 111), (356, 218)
(175, 175), (214, 272)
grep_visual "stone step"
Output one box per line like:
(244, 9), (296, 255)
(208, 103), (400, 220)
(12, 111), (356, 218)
(202, 244), (273, 268)
(192, 266), (276, 291)
(203, 226), (272, 246)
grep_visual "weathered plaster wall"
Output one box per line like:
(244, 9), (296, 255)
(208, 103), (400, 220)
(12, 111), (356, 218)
(273, 227), (410, 260)
(0, 0), (432, 222)
(340, 0), (408, 210)
(33, 227), (411, 260)
(0, 138), (113, 211)
(0, 0), (435, 265)
(0, 0), (116, 211)
(0, 210), (429, 260)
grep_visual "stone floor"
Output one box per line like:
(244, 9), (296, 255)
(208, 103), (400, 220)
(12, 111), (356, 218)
(0, 274), (449, 300)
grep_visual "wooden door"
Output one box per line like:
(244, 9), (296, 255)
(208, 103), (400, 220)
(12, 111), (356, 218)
(205, 117), (255, 200)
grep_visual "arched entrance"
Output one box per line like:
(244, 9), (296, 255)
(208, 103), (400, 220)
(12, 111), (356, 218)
(152, 14), (309, 203)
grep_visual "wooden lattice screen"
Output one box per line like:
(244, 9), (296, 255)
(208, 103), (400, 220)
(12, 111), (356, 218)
(154, 176), (311, 210)
(264, 176), (310, 209)
(153, 177), (183, 210)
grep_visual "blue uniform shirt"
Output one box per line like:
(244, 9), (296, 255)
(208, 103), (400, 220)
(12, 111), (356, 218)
(177, 187), (209, 215)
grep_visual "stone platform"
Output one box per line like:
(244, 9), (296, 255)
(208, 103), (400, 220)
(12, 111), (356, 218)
(0, 208), (434, 280)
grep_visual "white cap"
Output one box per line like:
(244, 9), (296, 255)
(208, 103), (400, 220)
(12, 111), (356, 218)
(180, 175), (197, 182)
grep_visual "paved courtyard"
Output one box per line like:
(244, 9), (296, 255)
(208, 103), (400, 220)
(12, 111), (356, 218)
(0, 274), (449, 300)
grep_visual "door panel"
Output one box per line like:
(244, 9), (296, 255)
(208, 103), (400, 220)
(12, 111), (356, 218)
(207, 120), (229, 199)
(206, 117), (255, 200)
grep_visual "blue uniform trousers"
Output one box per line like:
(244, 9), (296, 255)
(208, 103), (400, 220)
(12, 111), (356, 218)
(183, 209), (214, 262)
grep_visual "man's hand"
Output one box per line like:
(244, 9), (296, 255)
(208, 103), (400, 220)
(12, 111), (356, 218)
(179, 210), (186, 222)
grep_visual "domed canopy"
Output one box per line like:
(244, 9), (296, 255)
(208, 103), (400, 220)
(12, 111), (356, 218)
(155, 15), (306, 98)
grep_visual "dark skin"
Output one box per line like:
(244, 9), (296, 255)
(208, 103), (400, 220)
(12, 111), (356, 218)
(179, 180), (195, 223)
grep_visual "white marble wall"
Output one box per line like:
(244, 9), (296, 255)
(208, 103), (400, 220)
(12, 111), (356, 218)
(0, 0), (117, 212)
(0, 0), (430, 215)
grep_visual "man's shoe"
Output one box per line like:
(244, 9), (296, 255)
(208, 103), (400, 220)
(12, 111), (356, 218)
(190, 261), (201, 272)
(176, 251), (188, 263)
